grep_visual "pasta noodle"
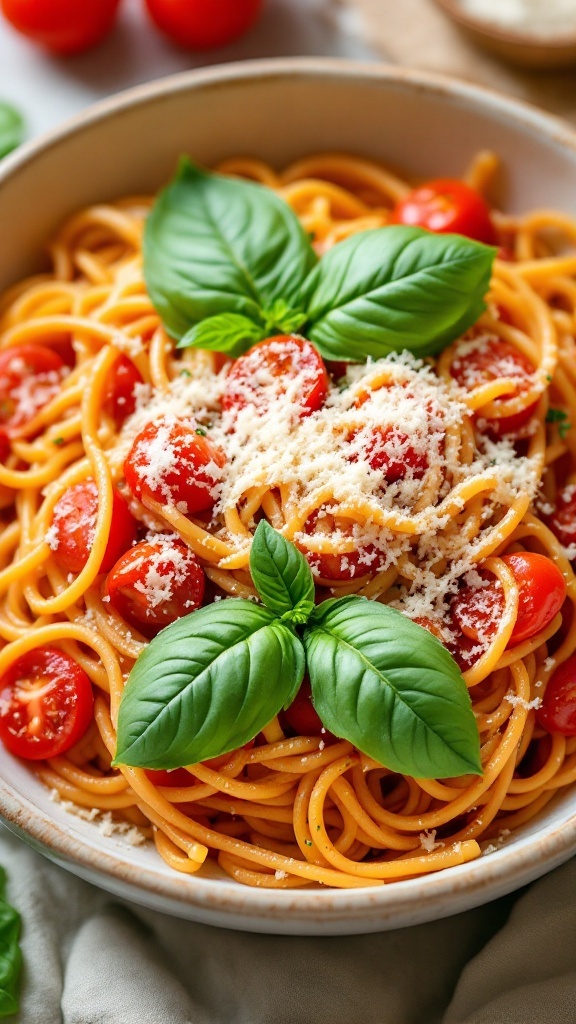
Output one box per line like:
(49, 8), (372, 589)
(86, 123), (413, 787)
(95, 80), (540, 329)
(1, 151), (576, 890)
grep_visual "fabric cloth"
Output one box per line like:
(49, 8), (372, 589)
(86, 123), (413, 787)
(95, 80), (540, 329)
(1, 828), (575, 1024)
(353, 0), (576, 123)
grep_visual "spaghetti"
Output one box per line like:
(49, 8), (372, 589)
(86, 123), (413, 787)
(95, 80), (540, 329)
(1, 151), (576, 889)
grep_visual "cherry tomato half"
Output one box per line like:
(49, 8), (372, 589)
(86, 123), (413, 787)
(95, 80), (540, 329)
(0, 647), (94, 760)
(546, 486), (576, 550)
(144, 0), (262, 50)
(451, 552), (566, 649)
(348, 426), (428, 484)
(104, 539), (205, 636)
(124, 418), (226, 515)
(449, 338), (537, 436)
(0, 344), (65, 433)
(222, 336), (329, 420)
(50, 481), (137, 576)
(103, 354), (143, 427)
(0, 0), (122, 54)
(391, 178), (497, 244)
(537, 656), (576, 736)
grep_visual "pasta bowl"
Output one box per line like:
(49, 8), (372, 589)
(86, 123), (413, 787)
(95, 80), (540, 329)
(1, 59), (576, 934)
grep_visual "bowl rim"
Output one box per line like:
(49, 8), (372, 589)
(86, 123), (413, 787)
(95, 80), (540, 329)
(1, 56), (576, 928)
(432, 0), (576, 51)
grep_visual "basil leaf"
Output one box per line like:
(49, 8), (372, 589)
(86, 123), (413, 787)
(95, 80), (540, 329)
(0, 103), (24, 160)
(144, 158), (317, 341)
(114, 600), (305, 768)
(300, 226), (495, 360)
(304, 596), (481, 779)
(250, 520), (315, 624)
(178, 313), (265, 357)
(261, 299), (307, 335)
(0, 868), (21, 1019)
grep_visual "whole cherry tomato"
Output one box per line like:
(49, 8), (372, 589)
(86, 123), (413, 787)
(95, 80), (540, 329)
(50, 481), (137, 576)
(124, 418), (226, 515)
(0, 647), (94, 760)
(0, 0), (122, 55)
(222, 336), (329, 419)
(104, 538), (205, 636)
(281, 679), (328, 738)
(0, 344), (65, 433)
(451, 552), (566, 649)
(103, 354), (143, 427)
(144, 0), (263, 50)
(449, 338), (537, 436)
(391, 178), (497, 244)
(537, 655), (576, 736)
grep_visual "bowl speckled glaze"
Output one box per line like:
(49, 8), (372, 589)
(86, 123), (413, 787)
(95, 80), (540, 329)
(1, 59), (576, 934)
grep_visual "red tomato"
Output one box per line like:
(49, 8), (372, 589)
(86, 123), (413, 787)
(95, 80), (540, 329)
(222, 336), (329, 419)
(104, 539), (205, 636)
(50, 481), (137, 575)
(144, 0), (262, 50)
(0, 429), (10, 464)
(537, 656), (576, 736)
(145, 768), (193, 786)
(303, 511), (384, 582)
(546, 486), (576, 549)
(391, 178), (497, 244)
(0, 0), (122, 54)
(451, 552), (566, 648)
(449, 338), (537, 436)
(280, 679), (332, 738)
(348, 426), (428, 484)
(0, 647), (93, 760)
(0, 344), (65, 433)
(124, 418), (226, 515)
(104, 354), (143, 427)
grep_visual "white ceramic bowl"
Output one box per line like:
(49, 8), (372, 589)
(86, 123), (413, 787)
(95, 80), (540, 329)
(1, 59), (576, 935)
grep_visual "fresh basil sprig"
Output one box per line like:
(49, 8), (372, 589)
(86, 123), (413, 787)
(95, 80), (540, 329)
(115, 522), (481, 779)
(143, 159), (495, 362)
(0, 867), (21, 1019)
(0, 102), (24, 160)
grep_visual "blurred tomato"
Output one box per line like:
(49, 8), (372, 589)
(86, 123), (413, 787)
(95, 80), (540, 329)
(144, 0), (263, 49)
(0, 0), (122, 54)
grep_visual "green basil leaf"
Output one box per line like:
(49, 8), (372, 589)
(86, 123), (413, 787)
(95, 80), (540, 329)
(261, 299), (307, 335)
(114, 600), (305, 768)
(144, 158), (317, 341)
(250, 520), (315, 624)
(304, 596), (482, 779)
(0, 103), (24, 160)
(178, 312), (265, 357)
(300, 226), (495, 360)
(0, 867), (21, 1019)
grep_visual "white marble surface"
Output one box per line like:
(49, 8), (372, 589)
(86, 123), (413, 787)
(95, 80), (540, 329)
(0, 0), (381, 140)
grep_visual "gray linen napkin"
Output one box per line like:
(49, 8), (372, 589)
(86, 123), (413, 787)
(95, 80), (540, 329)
(1, 828), (574, 1024)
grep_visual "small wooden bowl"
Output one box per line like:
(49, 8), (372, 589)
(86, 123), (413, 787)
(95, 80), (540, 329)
(432, 0), (576, 69)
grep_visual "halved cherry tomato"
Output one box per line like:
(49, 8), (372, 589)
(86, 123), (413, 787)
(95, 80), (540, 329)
(145, 768), (193, 787)
(50, 481), (137, 575)
(302, 511), (384, 582)
(104, 538), (205, 636)
(391, 178), (497, 244)
(0, 0), (122, 55)
(124, 418), (226, 515)
(546, 486), (576, 549)
(451, 552), (566, 649)
(144, 0), (262, 50)
(0, 344), (65, 433)
(449, 338), (537, 436)
(280, 679), (332, 738)
(0, 647), (93, 760)
(537, 656), (576, 736)
(222, 336), (329, 419)
(103, 354), (143, 427)
(348, 426), (428, 484)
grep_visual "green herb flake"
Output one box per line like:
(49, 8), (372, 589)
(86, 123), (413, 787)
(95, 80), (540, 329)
(52, 437), (65, 447)
(304, 840), (313, 847)
(546, 408), (571, 438)
(195, 427), (207, 437)
(179, 369), (191, 378)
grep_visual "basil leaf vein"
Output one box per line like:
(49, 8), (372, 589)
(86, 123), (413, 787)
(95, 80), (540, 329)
(304, 596), (482, 779)
(144, 158), (317, 342)
(301, 226), (496, 360)
(250, 520), (315, 624)
(114, 600), (305, 769)
(0, 867), (21, 1019)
